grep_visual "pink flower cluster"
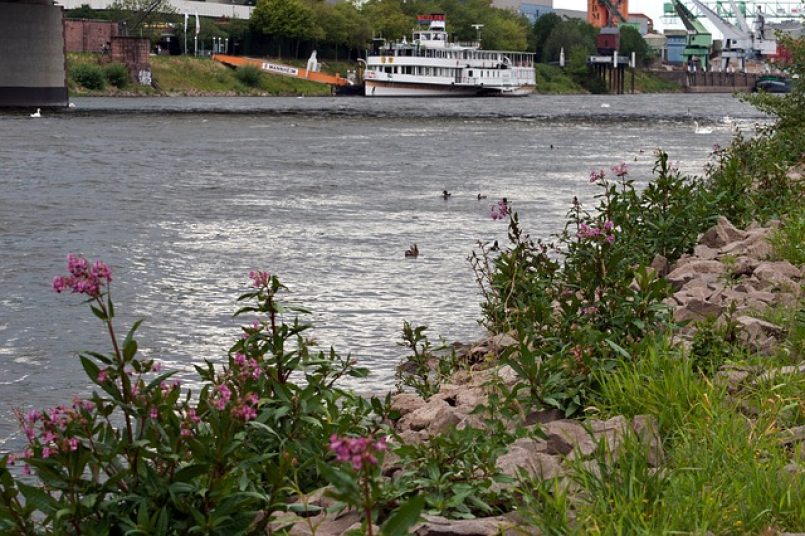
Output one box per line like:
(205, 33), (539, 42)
(490, 198), (510, 221)
(52, 254), (112, 298)
(329, 434), (388, 471)
(211, 384), (231, 410)
(611, 162), (629, 177)
(233, 353), (262, 381)
(577, 221), (615, 244)
(16, 397), (96, 473)
(181, 407), (201, 437)
(232, 392), (259, 421)
(589, 169), (606, 183)
(249, 270), (270, 288)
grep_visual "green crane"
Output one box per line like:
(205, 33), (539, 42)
(668, 0), (712, 70)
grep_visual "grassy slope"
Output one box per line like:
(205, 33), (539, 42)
(67, 53), (334, 97)
(68, 53), (680, 96)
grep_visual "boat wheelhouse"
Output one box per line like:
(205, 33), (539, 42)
(364, 14), (536, 97)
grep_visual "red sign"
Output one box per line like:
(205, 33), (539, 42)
(416, 13), (445, 24)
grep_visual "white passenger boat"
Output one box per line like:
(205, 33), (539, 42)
(364, 14), (536, 97)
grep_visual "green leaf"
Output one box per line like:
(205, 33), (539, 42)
(80, 355), (101, 383)
(90, 305), (107, 321)
(174, 464), (208, 483)
(380, 495), (425, 536)
(18, 482), (58, 516)
(604, 339), (631, 359)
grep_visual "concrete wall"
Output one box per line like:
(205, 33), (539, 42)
(0, 2), (68, 107)
(65, 19), (117, 53)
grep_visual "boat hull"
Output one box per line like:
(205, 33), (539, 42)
(365, 80), (534, 97)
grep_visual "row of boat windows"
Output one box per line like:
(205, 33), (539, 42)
(378, 49), (508, 61)
(370, 66), (509, 78)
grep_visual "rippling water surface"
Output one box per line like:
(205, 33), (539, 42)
(0, 94), (765, 451)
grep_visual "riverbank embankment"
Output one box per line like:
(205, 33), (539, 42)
(68, 53), (682, 97)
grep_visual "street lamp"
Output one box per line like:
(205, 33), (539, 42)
(471, 24), (483, 44)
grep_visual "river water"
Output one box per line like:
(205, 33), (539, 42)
(0, 94), (766, 453)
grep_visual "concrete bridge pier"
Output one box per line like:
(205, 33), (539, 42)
(0, 0), (68, 108)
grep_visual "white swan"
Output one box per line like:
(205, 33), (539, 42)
(694, 121), (713, 134)
(30, 108), (41, 118)
(600, 103), (610, 108)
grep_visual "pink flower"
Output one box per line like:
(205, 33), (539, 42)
(68, 438), (79, 452)
(8, 454), (16, 465)
(589, 169), (606, 183)
(42, 447), (53, 459)
(234, 353), (246, 366)
(41, 431), (56, 444)
(152, 361), (161, 373)
(249, 271), (271, 288)
(90, 260), (112, 282)
(611, 162), (629, 177)
(22, 465), (31, 476)
(150, 407), (158, 419)
(181, 427), (193, 437)
(67, 254), (88, 277)
(97, 369), (109, 383)
(53, 254), (112, 298)
(603, 220), (614, 232)
(606, 234), (615, 244)
(52, 276), (68, 293)
(329, 434), (388, 472)
(26, 409), (39, 424)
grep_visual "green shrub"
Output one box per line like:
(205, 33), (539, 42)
(235, 65), (263, 88)
(71, 63), (106, 90)
(771, 205), (805, 265)
(104, 63), (129, 89)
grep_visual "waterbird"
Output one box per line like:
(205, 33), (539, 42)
(477, 193), (487, 200)
(442, 190), (452, 200)
(600, 103), (610, 108)
(693, 121), (713, 134)
(68, 103), (76, 108)
(30, 108), (41, 118)
(404, 244), (419, 258)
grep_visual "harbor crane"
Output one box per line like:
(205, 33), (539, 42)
(687, 0), (778, 70)
(669, 0), (713, 70)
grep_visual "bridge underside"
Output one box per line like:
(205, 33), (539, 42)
(0, 0), (68, 108)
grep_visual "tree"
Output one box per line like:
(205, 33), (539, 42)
(531, 12), (561, 62)
(251, 0), (315, 58)
(360, 0), (412, 41)
(482, 11), (528, 51)
(619, 25), (651, 66)
(543, 18), (597, 64)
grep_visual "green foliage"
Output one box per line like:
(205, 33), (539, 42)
(251, 0), (316, 58)
(533, 63), (585, 94)
(388, 426), (515, 519)
(0, 264), (386, 534)
(396, 322), (460, 400)
(235, 65), (263, 87)
(71, 63), (106, 90)
(531, 12), (562, 61)
(618, 25), (651, 66)
(771, 205), (805, 265)
(66, 3), (107, 19)
(103, 63), (129, 88)
(542, 18), (597, 65)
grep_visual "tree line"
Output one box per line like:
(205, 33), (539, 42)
(67, 0), (651, 66)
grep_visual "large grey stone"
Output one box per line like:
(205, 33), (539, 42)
(699, 217), (747, 248)
(392, 393), (427, 418)
(496, 438), (564, 480)
(400, 399), (461, 435)
(414, 515), (523, 536)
